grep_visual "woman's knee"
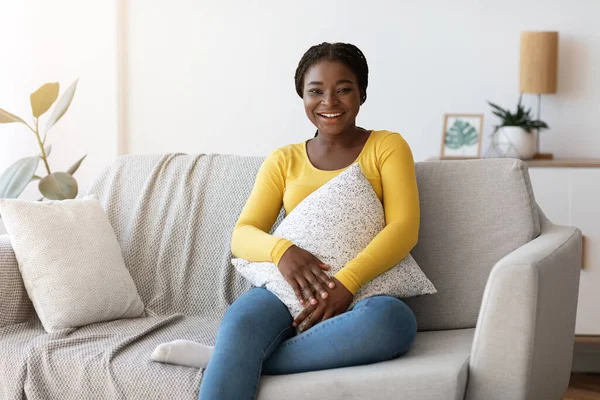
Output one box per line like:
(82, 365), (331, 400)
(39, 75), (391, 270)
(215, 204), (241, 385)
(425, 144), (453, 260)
(223, 288), (292, 332)
(362, 296), (417, 355)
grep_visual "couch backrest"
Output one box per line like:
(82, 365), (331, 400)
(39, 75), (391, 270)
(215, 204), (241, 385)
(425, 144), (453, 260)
(84, 155), (539, 331)
(83, 154), (265, 322)
(404, 159), (540, 330)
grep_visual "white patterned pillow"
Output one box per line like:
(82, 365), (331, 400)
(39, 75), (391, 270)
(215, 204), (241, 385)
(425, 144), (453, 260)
(232, 163), (436, 319)
(0, 195), (145, 333)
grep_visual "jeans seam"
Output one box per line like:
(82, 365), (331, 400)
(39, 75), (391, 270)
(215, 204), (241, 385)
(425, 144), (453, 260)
(251, 325), (294, 400)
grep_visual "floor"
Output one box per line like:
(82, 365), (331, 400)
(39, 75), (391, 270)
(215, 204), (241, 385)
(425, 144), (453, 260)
(564, 373), (600, 400)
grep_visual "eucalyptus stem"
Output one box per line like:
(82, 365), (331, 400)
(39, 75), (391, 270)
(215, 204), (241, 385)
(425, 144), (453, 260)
(33, 118), (51, 175)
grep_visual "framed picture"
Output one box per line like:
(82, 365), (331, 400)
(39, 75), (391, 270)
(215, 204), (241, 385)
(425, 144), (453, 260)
(440, 114), (483, 159)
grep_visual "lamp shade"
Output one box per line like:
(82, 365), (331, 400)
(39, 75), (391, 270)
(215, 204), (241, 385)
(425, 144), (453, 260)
(520, 31), (559, 94)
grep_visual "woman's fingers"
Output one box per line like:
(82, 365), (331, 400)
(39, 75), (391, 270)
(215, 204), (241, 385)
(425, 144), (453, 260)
(314, 258), (335, 289)
(321, 309), (335, 323)
(316, 259), (332, 271)
(293, 303), (316, 328)
(300, 306), (324, 332)
(296, 276), (317, 305)
(313, 256), (331, 271)
(288, 277), (308, 305)
(312, 266), (335, 292)
(304, 271), (328, 301)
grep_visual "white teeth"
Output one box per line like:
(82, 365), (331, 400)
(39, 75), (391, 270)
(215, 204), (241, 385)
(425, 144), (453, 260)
(320, 113), (343, 118)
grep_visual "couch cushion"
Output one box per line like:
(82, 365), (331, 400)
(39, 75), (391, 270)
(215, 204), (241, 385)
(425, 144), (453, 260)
(0, 315), (208, 400)
(405, 159), (540, 330)
(0, 314), (472, 400)
(258, 328), (474, 400)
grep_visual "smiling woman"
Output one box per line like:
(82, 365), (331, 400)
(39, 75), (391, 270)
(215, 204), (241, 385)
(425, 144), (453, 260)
(294, 43), (368, 139)
(152, 42), (421, 400)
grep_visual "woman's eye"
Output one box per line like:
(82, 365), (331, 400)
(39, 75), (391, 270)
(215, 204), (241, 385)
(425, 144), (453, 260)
(308, 89), (322, 94)
(338, 88), (352, 94)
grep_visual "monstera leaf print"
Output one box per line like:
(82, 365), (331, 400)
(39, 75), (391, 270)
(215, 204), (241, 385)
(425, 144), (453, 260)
(445, 119), (478, 150)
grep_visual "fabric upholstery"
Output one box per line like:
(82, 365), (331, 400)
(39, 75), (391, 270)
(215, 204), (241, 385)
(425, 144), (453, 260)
(404, 159), (541, 330)
(466, 220), (581, 400)
(233, 163), (436, 320)
(258, 328), (474, 400)
(0, 196), (145, 333)
(0, 234), (34, 328)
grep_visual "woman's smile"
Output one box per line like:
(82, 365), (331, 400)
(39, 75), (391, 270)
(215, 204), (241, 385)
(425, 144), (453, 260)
(316, 111), (346, 123)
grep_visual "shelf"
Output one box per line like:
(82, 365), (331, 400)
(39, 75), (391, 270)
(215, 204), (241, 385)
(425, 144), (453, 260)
(526, 159), (600, 168)
(427, 157), (600, 168)
(575, 336), (600, 344)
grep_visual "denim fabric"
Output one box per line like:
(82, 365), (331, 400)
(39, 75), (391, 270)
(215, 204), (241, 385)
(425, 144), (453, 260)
(199, 288), (417, 400)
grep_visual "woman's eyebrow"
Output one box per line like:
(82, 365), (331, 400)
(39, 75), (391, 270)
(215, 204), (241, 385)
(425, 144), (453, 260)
(307, 80), (354, 85)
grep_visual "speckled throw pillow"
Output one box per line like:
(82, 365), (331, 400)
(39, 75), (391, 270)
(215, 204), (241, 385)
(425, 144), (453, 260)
(232, 163), (437, 319)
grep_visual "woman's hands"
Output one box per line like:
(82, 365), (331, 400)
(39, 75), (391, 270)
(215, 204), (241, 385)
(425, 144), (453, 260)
(277, 245), (336, 306)
(277, 246), (354, 332)
(293, 277), (353, 332)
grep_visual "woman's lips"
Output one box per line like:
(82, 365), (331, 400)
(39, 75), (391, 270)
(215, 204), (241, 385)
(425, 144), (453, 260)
(317, 112), (345, 123)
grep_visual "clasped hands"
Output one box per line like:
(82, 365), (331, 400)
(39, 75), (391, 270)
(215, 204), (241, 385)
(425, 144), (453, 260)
(277, 245), (354, 333)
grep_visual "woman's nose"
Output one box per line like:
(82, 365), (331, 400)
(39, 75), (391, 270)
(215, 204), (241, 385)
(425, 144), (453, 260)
(321, 92), (339, 106)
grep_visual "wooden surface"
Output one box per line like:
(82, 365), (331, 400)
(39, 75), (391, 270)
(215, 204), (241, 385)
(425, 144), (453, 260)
(576, 336), (600, 344)
(426, 157), (600, 168)
(527, 159), (600, 168)
(564, 373), (600, 400)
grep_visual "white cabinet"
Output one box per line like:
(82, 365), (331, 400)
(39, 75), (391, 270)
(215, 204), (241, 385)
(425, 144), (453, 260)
(528, 166), (600, 335)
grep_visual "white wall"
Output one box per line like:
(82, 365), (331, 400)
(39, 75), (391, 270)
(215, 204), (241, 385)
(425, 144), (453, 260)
(125, 0), (600, 162)
(0, 1), (119, 234)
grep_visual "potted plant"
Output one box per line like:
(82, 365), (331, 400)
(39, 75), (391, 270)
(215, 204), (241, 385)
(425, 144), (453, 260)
(0, 80), (85, 200)
(487, 96), (549, 160)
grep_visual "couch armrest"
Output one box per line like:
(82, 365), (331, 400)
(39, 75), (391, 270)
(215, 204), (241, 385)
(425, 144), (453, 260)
(465, 220), (581, 400)
(0, 234), (35, 327)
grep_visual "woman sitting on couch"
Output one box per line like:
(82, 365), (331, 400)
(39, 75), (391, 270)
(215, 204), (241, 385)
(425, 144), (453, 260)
(154, 42), (421, 400)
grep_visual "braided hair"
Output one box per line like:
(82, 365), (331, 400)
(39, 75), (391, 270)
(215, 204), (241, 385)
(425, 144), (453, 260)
(294, 42), (369, 137)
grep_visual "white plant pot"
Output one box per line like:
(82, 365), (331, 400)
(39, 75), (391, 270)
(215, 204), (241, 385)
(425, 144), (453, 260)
(498, 126), (537, 160)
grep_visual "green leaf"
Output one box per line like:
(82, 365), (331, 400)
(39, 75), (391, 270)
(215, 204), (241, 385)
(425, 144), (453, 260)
(0, 156), (40, 198)
(30, 82), (59, 118)
(445, 119), (478, 150)
(487, 101), (507, 115)
(515, 104), (524, 121)
(38, 172), (78, 200)
(492, 111), (506, 120)
(66, 154), (86, 176)
(0, 108), (27, 125)
(531, 120), (550, 129)
(45, 79), (78, 134)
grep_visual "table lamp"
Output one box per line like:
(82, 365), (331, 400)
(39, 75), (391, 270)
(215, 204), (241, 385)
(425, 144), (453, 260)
(520, 31), (559, 159)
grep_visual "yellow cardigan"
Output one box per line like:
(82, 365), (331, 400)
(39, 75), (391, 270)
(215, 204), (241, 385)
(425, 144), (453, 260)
(231, 130), (420, 295)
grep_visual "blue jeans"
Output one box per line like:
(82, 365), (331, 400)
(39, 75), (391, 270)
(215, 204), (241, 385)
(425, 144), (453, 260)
(199, 287), (417, 400)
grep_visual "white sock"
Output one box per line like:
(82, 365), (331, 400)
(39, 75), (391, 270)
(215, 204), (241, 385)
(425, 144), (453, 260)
(151, 340), (214, 369)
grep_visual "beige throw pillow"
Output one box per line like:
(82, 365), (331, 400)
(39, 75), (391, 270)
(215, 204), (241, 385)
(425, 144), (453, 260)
(0, 195), (145, 333)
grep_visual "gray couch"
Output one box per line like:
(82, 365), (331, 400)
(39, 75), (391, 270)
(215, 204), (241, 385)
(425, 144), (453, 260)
(0, 154), (581, 400)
